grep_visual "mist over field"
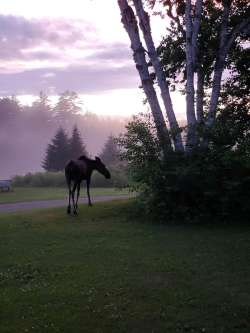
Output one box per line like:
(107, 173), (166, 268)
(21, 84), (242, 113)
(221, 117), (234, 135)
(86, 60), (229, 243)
(0, 96), (128, 178)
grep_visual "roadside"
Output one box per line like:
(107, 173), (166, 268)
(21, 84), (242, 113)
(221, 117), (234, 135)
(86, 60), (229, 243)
(0, 194), (131, 213)
(0, 187), (130, 204)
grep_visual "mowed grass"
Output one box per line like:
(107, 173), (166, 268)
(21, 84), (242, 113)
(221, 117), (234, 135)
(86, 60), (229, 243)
(0, 187), (130, 204)
(0, 200), (250, 333)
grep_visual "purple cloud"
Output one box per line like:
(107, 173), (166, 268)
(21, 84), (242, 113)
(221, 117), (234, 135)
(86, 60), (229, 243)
(0, 15), (138, 95)
(0, 15), (87, 60)
(86, 42), (131, 62)
(0, 64), (138, 95)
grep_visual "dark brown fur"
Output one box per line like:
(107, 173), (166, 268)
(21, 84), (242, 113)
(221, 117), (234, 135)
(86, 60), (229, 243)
(65, 155), (111, 215)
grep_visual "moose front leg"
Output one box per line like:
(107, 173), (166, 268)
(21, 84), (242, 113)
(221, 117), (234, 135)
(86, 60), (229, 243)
(86, 178), (92, 206)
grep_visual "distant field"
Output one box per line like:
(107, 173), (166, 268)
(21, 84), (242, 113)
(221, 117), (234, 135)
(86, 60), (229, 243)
(0, 200), (250, 333)
(0, 187), (130, 204)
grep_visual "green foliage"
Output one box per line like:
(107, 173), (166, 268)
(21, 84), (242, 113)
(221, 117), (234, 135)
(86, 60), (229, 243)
(12, 166), (129, 189)
(157, 0), (250, 93)
(118, 113), (250, 223)
(13, 172), (66, 187)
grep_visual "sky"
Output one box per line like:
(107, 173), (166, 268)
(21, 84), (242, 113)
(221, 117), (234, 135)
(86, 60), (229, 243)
(0, 0), (185, 117)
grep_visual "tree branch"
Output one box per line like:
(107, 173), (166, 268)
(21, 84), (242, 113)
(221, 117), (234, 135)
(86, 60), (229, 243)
(225, 16), (250, 54)
(191, 0), (203, 68)
(166, 2), (185, 37)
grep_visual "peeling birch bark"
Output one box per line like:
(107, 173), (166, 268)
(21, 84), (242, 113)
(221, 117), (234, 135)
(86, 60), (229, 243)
(132, 0), (184, 153)
(118, 0), (172, 153)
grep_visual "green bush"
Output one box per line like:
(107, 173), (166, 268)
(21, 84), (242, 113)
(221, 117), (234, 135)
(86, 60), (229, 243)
(117, 113), (250, 223)
(12, 166), (129, 189)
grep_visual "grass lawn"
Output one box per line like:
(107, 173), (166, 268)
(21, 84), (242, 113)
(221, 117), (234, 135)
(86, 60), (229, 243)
(0, 200), (250, 333)
(0, 187), (130, 204)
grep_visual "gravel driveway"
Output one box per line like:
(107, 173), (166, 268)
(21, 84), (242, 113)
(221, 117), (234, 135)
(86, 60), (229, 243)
(0, 195), (130, 213)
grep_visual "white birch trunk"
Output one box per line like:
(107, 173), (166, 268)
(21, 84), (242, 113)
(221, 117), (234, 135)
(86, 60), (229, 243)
(132, 0), (184, 153)
(185, 0), (197, 150)
(118, 0), (172, 153)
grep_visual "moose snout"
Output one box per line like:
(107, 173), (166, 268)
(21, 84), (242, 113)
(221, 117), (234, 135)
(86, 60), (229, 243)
(106, 171), (111, 179)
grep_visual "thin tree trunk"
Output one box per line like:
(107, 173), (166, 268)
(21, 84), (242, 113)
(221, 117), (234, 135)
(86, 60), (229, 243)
(196, 67), (204, 123)
(207, 0), (230, 125)
(192, 0), (203, 68)
(118, 0), (172, 154)
(185, 0), (197, 150)
(208, 56), (226, 126)
(132, 0), (184, 153)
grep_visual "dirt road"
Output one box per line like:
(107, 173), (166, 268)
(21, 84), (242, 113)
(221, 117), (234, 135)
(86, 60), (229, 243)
(0, 195), (130, 213)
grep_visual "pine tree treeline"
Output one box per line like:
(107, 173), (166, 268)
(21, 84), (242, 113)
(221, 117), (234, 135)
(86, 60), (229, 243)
(69, 125), (88, 160)
(0, 91), (127, 178)
(100, 135), (121, 166)
(42, 125), (88, 171)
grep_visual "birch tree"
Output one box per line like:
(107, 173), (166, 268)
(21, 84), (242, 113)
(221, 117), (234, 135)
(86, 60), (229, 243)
(156, 0), (249, 129)
(118, 0), (173, 155)
(118, 0), (250, 152)
(132, 0), (184, 152)
(184, 0), (200, 149)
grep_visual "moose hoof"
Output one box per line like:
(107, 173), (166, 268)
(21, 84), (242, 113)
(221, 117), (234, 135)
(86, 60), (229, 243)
(73, 210), (78, 215)
(67, 207), (71, 214)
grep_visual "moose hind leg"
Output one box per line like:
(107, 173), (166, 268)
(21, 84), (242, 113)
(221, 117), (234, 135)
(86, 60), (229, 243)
(67, 182), (72, 214)
(86, 178), (92, 206)
(67, 204), (71, 214)
(72, 182), (78, 215)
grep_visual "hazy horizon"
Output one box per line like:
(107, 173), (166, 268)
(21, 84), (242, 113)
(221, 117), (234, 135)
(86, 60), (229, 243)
(0, 0), (186, 118)
(0, 0), (186, 178)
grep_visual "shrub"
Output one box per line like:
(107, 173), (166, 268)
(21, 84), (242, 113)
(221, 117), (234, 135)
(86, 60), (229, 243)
(12, 166), (129, 189)
(117, 113), (250, 223)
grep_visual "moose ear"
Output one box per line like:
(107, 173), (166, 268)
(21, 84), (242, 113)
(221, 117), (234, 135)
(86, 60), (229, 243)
(95, 156), (101, 162)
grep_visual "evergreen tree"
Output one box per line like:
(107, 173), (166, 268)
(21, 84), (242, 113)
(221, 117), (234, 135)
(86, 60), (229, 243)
(42, 127), (70, 171)
(54, 90), (82, 125)
(69, 125), (88, 159)
(29, 91), (52, 130)
(100, 135), (120, 166)
(32, 92), (51, 116)
(0, 96), (20, 125)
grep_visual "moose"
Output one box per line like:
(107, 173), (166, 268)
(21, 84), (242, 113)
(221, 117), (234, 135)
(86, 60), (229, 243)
(65, 155), (111, 215)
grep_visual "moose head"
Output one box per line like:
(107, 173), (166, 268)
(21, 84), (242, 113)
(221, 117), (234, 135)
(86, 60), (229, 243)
(94, 157), (111, 179)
